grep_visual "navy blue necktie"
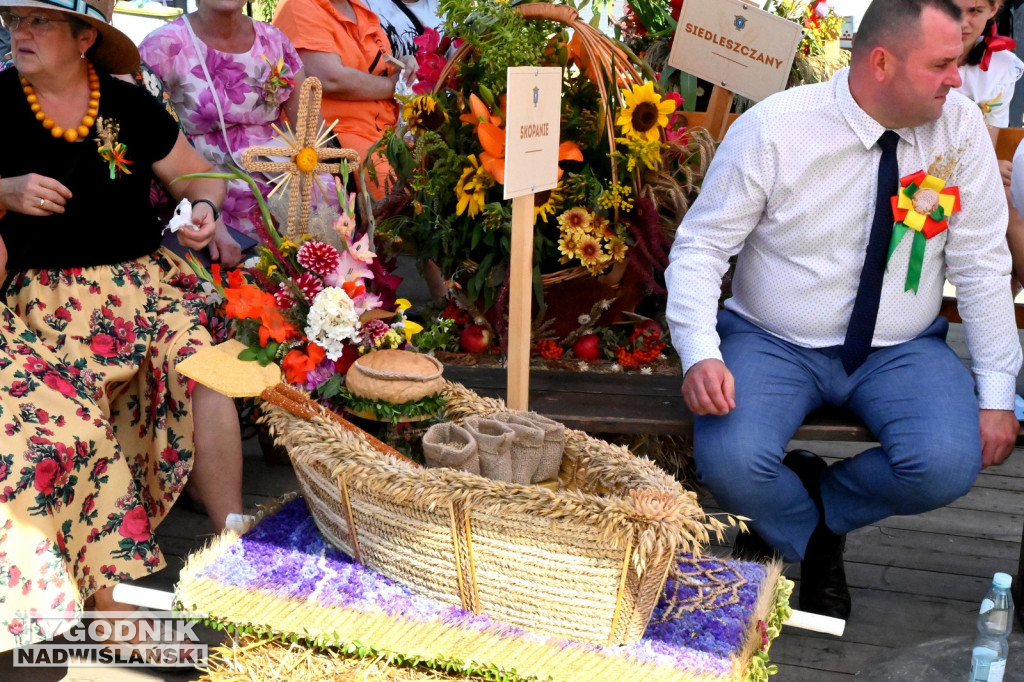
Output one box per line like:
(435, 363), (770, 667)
(841, 130), (900, 374)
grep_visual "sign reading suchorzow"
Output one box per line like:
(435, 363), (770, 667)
(668, 0), (802, 102)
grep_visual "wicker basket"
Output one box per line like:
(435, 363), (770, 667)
(262, 382), (715, 646)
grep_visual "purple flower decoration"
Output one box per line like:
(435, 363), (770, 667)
(195, 498), (774, 678)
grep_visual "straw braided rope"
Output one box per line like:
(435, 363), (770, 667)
(240, 77), (360, 238)
(179, 524), (784, 682)
(258, 382), (713, 644)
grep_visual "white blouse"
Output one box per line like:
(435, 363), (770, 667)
(956, 49), (1024, 128)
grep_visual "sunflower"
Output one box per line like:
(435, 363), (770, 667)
(557, 207), (592, 234)
(534, 183), (564, 224)
(403, 95), (448, 134)
(455, 155), (491, 218)
(616, 81), (677, 142)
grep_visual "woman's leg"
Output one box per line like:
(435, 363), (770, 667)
(188, 385), (244, 533)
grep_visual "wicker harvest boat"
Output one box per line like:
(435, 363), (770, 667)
(260, 382), (725, 646)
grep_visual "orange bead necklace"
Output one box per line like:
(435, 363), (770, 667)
(21, 61), (100, 143)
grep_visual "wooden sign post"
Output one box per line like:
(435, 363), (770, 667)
(667, 0), (801, 140)
(503, 66), (563, 410)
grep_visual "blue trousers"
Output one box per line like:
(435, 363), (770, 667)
(694, 311), (981, 562)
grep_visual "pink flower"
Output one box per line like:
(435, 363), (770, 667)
(118, 506), (151, 543)
(43, 371), (77, 398)
(34, 458), (60, 496)
(8, 566), (21, 587)
(293, 272), (324, 303)
(90, 334), (118, 358)
(296, 241), (341, 278)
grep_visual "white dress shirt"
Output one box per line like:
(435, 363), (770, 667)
(666, 68), (1022, 410)
(956, 50), (1024, 128)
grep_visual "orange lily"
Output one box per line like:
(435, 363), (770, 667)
(478, 120), (506, 184)
(478, 125), (583, 186)
(459, 93), (502, 130)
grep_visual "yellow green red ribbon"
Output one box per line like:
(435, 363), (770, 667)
(98, 142), (132, 179)
(886, 170), (960, 293)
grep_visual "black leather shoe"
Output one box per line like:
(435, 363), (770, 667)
(785, 449), (851, 619)
(732, 527), (779, 563)
(799, 521), (851, 619)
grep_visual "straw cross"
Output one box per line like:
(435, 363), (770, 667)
(241, 77), (360, 238)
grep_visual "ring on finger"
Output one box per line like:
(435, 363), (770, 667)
(39, 198), (45, 208)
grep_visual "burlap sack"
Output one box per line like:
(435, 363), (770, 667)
(520, 412), (566, 483)
(462, 416), (514, 483)
(492, 413), (544, 485)
(422, 423), (479, 474)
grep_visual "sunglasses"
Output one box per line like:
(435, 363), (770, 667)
(0, 11), (72, 31)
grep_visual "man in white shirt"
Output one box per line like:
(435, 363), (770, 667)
(666, 0), (1022, 620)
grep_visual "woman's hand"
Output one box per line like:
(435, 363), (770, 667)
(207, 220), (244, 267)
(999, 159), (1013, 188)
(178, 200), (217, 251)
(0, 173), (73, 215)
(398, 55), (418, 86)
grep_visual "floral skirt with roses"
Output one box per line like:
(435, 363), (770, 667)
(0, 249), (211, 650)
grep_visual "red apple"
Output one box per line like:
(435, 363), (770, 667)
(634, 318), (663, 336)
(459, 324), (492, 353)
(572, 334), (602, 362)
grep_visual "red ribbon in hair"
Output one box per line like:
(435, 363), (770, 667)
(981, 23), (1017, 72)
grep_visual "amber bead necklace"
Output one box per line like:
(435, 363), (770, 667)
(21, 61), (99, 143)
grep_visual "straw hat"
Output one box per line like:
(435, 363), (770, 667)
(1, 0), (140, 73)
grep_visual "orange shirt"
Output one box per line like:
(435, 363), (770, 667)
(272, 0), (398, 149)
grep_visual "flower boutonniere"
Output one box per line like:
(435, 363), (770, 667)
(887, 169), (961, 293)
(94, 117), (132, 179)
(261, 55), (296, 108)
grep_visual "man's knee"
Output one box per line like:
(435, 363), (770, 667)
(694, 444), (781, 508)
(889, 442), (979, 511)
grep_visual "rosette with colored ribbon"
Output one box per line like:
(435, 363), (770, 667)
(98, 142), (132, 179)
(887, 170), (960, 293)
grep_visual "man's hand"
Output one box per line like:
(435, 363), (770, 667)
(681, 359), (736, 416)
(979, 408), (1019, 468)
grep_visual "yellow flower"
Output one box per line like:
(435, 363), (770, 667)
(597, 182), (634, 212)
(395, 298), (412, 311)
(575, 234), (609, 271)
(294, 147), (318, 173)
(280, 238), (299, 258)
(534, 183), (564, 224)
(607, 238), (628, 262)
(558, 233), (580, 263)
(402, 319), (424, 342)
(403, 95), (448, 134)
(557, 207), (592, 234)
(616, 81), (676, 142)
(455, 155), (492, 218)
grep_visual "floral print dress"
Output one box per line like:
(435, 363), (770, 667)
(0, 251), (212, 650)
(139, 17), (338, 238)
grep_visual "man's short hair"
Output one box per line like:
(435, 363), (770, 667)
(854, 0), (961, 58)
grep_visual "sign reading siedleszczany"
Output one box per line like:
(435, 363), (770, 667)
(668, 0), (802, 102)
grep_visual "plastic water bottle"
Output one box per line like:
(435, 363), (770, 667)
(969, 572), (1014, 682)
